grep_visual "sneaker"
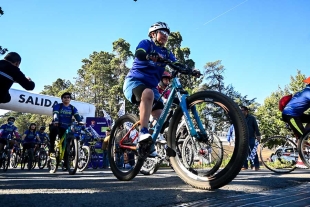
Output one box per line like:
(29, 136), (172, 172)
(296, 160), (308, 169)
(138, 132), (152, 143)
(241, 167), (248, 171)
(156, 134), (167, 144)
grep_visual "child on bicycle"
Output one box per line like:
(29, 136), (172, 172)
(21, 123), (40, 169)
(123, 21), (180, 156)
(36, 126), (49, 143)
(0, 117), (20, 152)
(157, 71), (172, 104)
(282, 77), (310, 168)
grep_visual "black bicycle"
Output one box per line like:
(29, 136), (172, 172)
(0, 135), (14, 172)
(48, 122), (82, 175)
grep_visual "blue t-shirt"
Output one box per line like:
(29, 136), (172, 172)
(0, 124), (18, 139)
(283, 85), (310, 116)
(126, 39), (177, 88)
(24, 130), (37, 143)
(53, 103), (81, 129)
(36, 131), (48, 142)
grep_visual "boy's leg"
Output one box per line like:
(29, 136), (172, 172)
(139, 89), (154, 129)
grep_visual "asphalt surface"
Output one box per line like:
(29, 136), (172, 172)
(0, 167), (310, 207)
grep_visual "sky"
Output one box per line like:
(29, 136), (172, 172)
(1, 0), (309, 115)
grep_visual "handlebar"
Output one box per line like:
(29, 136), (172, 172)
(157, 57), (202, 77)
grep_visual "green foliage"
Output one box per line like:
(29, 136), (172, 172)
(200, 60), (257, 110)
(0, 7), (8, 55)
(255, 70), (307, 139)
(166, 32), (202, 91)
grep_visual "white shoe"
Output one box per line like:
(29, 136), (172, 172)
(156, 134), (167, 144)
(138, 132), (152, 143)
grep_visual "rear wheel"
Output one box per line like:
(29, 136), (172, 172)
(108, 114), (145, 181)
(260, 136), (297, 173)
(167, 91), (248, 190)
(298, 131), (310, 168)
(90, 150), (99, 169)
(78, 145), (90, 172)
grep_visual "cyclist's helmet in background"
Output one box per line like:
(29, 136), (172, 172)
(159, 71), (172, 87)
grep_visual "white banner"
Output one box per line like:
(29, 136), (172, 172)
(0, 88), (96, 118)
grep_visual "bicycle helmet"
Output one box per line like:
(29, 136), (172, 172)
(40, 126), (46, 130)
(303, 77), (310, 84)
(7, 117), (16, 122)
(148, 22), (170, 38)
(159, 71), (171, 87)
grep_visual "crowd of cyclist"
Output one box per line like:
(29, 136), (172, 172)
(2, 21), (310, 173)
(0, 117), (49, 169)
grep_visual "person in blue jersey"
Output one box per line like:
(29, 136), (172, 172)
(21, 123), (40, 170)
(36, 126), (49, 143)
(49, 92), (82, 154)
(226, 124), (235, 146)
(0, 117), (20, 152)
(123, 21), (183, 157)
(282, 77), (310, 168)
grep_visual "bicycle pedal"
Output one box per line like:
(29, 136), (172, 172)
(165, 146), (176, 157)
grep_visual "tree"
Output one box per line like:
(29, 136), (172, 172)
(41, 78), (75, 98)
(0, 7), (8, 55)
(166, 32), (202, 91)
(74, 38), (134, 119)
(255, 70), (307, 139)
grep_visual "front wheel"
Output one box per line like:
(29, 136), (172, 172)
(298, 131), (310, 168)
(66, 138), (78, 175)
(2, 150), (10, 172)
(78, 145), (90, 172)
(38, 150), (48, 169)
(260, 136), (297, 173)
(167, 91), (248, 190)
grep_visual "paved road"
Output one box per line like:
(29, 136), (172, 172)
(0, 168), (310, 207)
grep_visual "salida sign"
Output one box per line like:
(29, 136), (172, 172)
(0, 88), (96, 118)
(18, 94), (59, 108)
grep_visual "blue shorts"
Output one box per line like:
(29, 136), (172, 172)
(123, 77), (162, 104)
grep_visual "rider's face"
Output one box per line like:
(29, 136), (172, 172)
(152, 30), (169, 46)
(162, 77), (170, 85)
(62, 95), (71, 104)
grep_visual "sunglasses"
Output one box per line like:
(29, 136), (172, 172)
(158, 30), (169, 37)
(62, 96), (71, 99)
